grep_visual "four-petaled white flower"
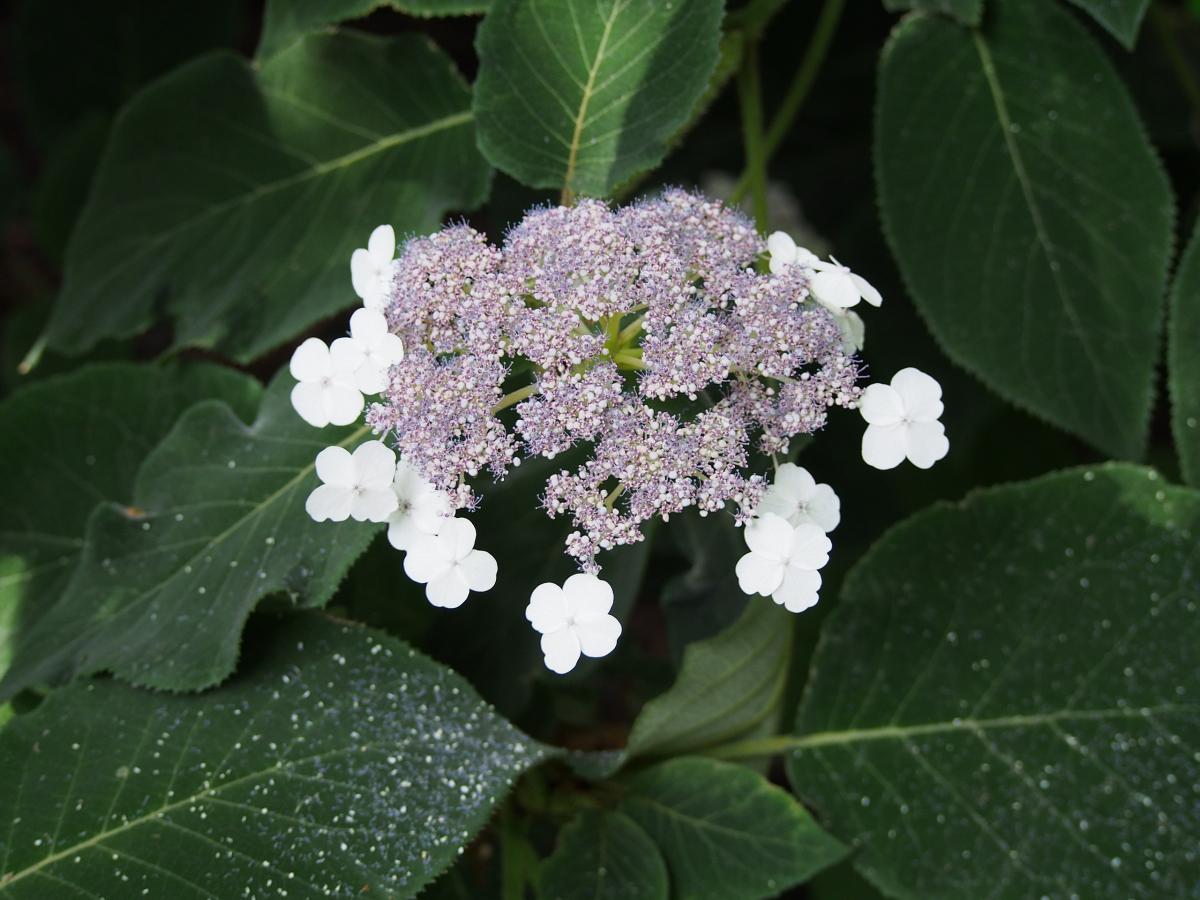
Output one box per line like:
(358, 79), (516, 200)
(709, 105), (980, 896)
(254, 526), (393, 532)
(767, 231), (820, 274)
(306, 440), (399, 523)
(387, 458), (450, 551)
(766, 233), (875, 352)
(809, 256), (883, 312)
(289, 337), (364, 428)
(404, 518), (497, 608)
(859, 367), (949, 470)
(334, 308), (405, 395)
(736, 513), (830, 614)
(758, 463), (840, 532)
(351, 224), (396, 309)
(525, 574), (622, 674)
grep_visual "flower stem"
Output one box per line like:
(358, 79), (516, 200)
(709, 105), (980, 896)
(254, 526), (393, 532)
(730, 0), (847, 204)
(492, 383), (538, 414)
(613, 350), (646, 371)
(737, 39), (770, 231)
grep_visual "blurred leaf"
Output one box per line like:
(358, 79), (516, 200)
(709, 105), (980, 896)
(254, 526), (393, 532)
(1170, 223), (1200, 486)
(881, 0), (982, 25)
(541, 809), (668, 900)
(258, 0), (489, 59)
(11, 0), (245, 145)
(625, 600), (791, 759)
(0, 614), (552, 898)
(876, 1), (1173, 459)
(473, 0), (724, 197)
(31, 113), (110, 264)
(0, 372), (377, 699)
(620, 758), (847, 900)
(1064, 0), (1150, 48)
(790, 465), (1200, 899)
(45, 31), (491, 363)
(0, 363), (260, 676)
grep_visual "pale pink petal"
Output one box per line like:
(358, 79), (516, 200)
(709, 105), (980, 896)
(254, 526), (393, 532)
(541, 628), (582, 675)
(577, 615), (621, 658)
(458, 550), (497, 592)
(289, 337), (330, 381)
(350, 487), (398, 523)
(811, 269), (860, 310)
(744, 513), (793, 558)
(862, 422), (907, 470)
(427, 569), (470, 608)
(773, 567), (822, 613)
(905, 420), (950, 469)
(850, 272), (882, 307)
(367, 224), (395, 262)
(291, 382), (330, 428)
(350, 307), (388, 341)
(891, 367), (943, 421)
(526, 583), (568, 634)
(859, 383), (904, 426)
(314, 446), (354, 486)
(351, 440), (397, 488)
(323, 383), (363, 426)
(787, 524), (831, 570)
(735, 552), (784, 597)
(305, 483), (352, 522)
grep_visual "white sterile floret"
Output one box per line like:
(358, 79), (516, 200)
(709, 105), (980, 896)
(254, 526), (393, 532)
(757, 463), (840, 532)
(289, 337), (363, 427)
(525, 573), (622, 674)
(859, 367), (949, 470)
(810, 256), (883, 311)
(333, 308), (405, 394)
(387, 458), (450, 551)
(305, 440), (399, 523)
(403, 518), (497, 608)
(735, 513), (831, 614)
(350, 224), (396, 309)
(766, 231), (820, 274)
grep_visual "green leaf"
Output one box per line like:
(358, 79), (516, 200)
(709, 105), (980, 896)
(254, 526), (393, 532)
(1170, 224), (1200, 486)
(473, 0), (724, 197)
(0, 372), (377, 698)
(30, 113), (110, 264)
(620, 758), (847, 900)
(541, 809), (668, 900)
(45, 31), (491, 363)
(258, 0), (489, 59)
(0, 363), (260, 673)
(875, 1), (1174, 459)
(789, 464), (1200, 899)
(0, 614), (552, 898)
(1064, 0), (1150, 48)
(881, 0), (982, 26)
(625, 601), (792, 759)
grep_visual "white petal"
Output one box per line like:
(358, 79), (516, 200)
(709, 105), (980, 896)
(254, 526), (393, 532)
(577, 615), (621, 659)
(838, 308), (865, 352)
(744, 513), (793, 558)
(756, 487), (798, 523)
(773, 463), (815, 501)
(563, 572), (614, 619)
(291, 382), (330, 428)
(766, 231), (796, 272)
(810, 269), (860, 309)
(787, 524), (831, 570)
(891, 367), (943, 422)
(804, 483), (841, 533)
(329, 336), (365, 373)
(859, 383), (904, 426)
(354, 362), (390, 395)
(862, 422), (907, 470)
(323, 383), (364, 426)
(386, 511), (422, 551)
(440, 518), (477, 559)
(351, 248), (375, 300)
(526, 583), (569, 634)
(350, 487), (398, 523)
(427, 569), (470, 608)
(290, 337), (330, 381)
(350, 307), (388, 341)
(404, 534), (451, 584)
(314, 446), (355, 486)
(849, 272), (882, 307)
(773, 567), (821, 613)
(905, 420), (950, 469)
(305, 483), (352, 522)
(458, 550), (497, 592)
(368, 224), (395, 262)
(352, 440), (397, 489)
(368, 332), (405, 366)
(541, 628), (582, 674)
(412, 489), (451, 533)
(735, 552), (784, 597)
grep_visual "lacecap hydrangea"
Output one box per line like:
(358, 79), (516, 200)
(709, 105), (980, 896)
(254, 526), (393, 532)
(293, 190), (949, 674)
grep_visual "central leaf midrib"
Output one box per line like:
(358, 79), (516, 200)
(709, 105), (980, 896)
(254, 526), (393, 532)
(563, 0), (625, 191)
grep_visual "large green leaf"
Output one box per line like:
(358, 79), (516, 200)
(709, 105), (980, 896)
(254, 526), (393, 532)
(473, 0), (723, 197)
(1064, 0), (1150, 48)
(258, 0), (489, 59)
(620, 758), (847, 900)
(45, 31), (490, 363)
(789, 465), (1200, 899)
(880, 0), (982, 25)
(541, 809), (668, 900)
(0, 363), (260, 670)
(0, 372), (377, 699)
(625, 600), (791, 759)
(1170, 224), (1200, 486)
(875, 1), (1174, 458)
(0, 614), (551, 898)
